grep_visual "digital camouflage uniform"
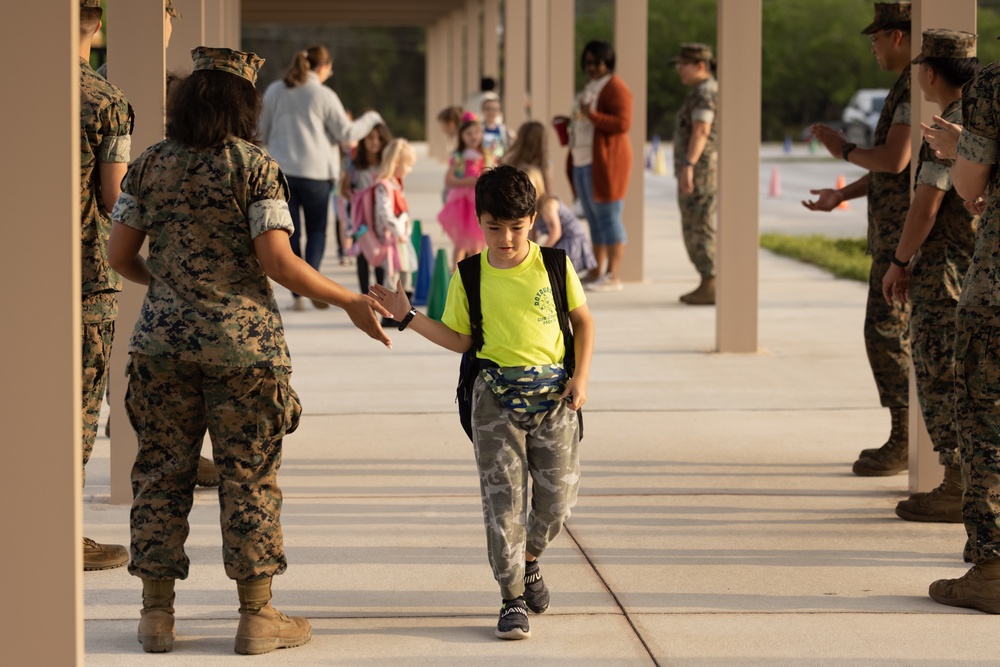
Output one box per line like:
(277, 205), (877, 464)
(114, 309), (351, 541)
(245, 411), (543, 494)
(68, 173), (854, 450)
(112, 128), (301, 582)
(954, 60), (1000, 563)
(674, 75), (718, 279)
(865, 65), (912, 409)
(80, 56), (133, 484)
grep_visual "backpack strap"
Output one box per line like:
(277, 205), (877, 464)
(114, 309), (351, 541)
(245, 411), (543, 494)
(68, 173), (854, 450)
(540, 247), (574, 376)
(457, 253), (484, 353)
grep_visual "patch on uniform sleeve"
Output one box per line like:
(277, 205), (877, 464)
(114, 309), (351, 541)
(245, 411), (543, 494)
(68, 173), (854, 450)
(957, 130), (998, 165)
(691, 108), (715, 124)
(111, 192), (142, 229)
(892, 101), (911, 126)
(915, 161), (952, 191)
(98, 134), (131, 164)
(249, 199), (294, 238)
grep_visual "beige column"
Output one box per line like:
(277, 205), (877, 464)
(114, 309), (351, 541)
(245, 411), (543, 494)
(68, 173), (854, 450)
(226, 0), (241, 50)
(450, 10), (467, 106)
(466, 0), (481, 98)
(6, 3), (82, 663)
(527, 0), (549, 124)
(203, 0), (226, 46)
(107, 1), (167, 503)
(483, 0), (500, 85)
(715, 0), (761, 353)
(615, 0), (648, 282)
(907, 0), (976, 493)
(427, 21), (448, 160)
(546, 0), (574, 202)
(167, 0), (205, 74)
(503, 0), (528, 134)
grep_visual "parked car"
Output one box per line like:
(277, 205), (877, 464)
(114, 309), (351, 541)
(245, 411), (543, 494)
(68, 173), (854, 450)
(842, 88), (889, 146)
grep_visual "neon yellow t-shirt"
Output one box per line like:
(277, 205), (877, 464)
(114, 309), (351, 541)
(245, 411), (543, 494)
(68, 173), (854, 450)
(442, 242), (586, 367)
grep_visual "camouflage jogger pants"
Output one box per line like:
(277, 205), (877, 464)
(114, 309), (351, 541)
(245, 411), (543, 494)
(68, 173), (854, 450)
(955, 308), (1000, 564)
(82, 292), (117, 486)
(677, 186), (717, 279)
(865, 256), (911, 408)
(471, 376), (581, 600)
(911, 301), (959, 465)
(125, 354), (301, 581)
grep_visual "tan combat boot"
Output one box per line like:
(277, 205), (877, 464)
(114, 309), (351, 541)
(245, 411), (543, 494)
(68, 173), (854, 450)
(895, 458), (963, 523)
(679, 276), (716, 305)
(196, 456), (220, 487)
(853, 407), (908, 476)
(929, 559), (1000, 614)
(138, 579), (176, 652)
(234, 577), (311, 655)
(83, 537), (128, 571)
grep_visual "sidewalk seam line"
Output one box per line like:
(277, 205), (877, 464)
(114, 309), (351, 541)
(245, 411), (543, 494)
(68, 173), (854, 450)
(565, 524), (661, 667)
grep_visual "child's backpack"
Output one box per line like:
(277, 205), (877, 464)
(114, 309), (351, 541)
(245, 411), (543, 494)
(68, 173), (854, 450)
(455, 246), (582, 442)
(349, 182), (391, 266)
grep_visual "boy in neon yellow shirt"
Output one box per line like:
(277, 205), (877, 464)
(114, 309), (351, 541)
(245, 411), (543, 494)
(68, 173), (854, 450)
(370, 165), (594, 640)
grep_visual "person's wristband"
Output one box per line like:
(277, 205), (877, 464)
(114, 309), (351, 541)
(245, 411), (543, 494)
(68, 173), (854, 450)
(397, 307), (417, 331)
(890, 255), (910, 268)
(842, 142), (857, 161)
(683, 159), (696, 168)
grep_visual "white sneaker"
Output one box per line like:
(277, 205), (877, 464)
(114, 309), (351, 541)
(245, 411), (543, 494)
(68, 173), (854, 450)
(585, 274), (623, 292)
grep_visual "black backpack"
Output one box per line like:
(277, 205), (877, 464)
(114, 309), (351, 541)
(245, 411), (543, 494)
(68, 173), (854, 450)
(456, 246), (582, 442)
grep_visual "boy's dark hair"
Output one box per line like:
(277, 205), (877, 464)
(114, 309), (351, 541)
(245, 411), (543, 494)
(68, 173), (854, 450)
(480, 76), (497, 92)
(474, 165), (536, 221)
(166, 70), (262, 150)
(80, 7), (102, 38)
(354, 122), (393, 169)
(581, 40), (616, 72)
(924, 56), (980, 89)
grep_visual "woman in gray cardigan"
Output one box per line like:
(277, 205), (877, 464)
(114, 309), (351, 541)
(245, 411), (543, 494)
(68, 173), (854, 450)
(259, 46), (383, 310)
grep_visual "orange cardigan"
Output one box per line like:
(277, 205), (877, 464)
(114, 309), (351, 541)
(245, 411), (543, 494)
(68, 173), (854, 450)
(588, 74), (633, 202)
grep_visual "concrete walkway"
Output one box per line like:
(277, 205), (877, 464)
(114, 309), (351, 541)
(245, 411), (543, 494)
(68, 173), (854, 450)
(82, 145), (993, 665)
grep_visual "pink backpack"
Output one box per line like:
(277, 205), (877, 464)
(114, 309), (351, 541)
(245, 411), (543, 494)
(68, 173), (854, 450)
(349, 182), (391, 266)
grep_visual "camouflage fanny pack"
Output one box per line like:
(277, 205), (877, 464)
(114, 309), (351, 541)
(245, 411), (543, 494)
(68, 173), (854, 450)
(481, 364), (567, 413)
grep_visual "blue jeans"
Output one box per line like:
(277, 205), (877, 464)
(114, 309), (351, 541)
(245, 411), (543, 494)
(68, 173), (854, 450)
(572, 164), (626, 245)
(287, 176), (332, 295)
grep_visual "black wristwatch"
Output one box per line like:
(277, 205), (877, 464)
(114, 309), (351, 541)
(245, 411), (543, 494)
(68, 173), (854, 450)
(842, 142), (857, 161)
(890, 255), (910, 268)
(397, 307), (417, 331)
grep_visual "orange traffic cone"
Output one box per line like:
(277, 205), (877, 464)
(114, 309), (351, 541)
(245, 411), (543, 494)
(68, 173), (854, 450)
(835, 175), (850, 210)
(768, 166), (781, 198)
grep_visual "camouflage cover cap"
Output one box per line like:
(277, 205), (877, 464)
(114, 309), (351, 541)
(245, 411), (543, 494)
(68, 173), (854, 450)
(191, 46), (264, 86)
(80, 0), (101, 8)
(861, 2), (912, 35)
(670, 43), (714, 64)
(912, 29), (976, 64)
(166, 0), (181, 19)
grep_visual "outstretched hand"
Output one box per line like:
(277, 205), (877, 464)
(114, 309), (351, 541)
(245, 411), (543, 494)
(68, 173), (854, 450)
(802, 188), (844, 212)
(345, 293), (393, 349)
(921, 115), (961, 160)
(809, 124), (847, 159)
(368, 279), (412, 322)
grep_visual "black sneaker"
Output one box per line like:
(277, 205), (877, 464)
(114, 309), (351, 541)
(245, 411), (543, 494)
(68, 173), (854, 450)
(495, 598), (530, 640)
(523, 561), (550, 613)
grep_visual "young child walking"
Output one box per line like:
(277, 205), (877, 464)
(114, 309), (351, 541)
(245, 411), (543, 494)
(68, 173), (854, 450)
(340, 123), (392, 293)
(371, 165), (594, 640)
(107, 47), (392, 655)
(371, 139), (418, 311)
(438, 113), (491, 268)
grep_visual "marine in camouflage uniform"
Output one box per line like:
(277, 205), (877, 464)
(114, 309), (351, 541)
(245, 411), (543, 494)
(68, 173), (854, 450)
(928, 53), (1000, 614)
(888, 30), (978, 523)
(672, 42), (718, 305)
(111, 48), (300, 585)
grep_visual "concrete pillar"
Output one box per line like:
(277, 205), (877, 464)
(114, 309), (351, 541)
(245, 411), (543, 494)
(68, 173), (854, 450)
(427, 21), (448, 160)
(466, 0), (481, 98)
(527, 0), (549, 124)
(107, 1), (167, 503)
(6, 3), (82, 663)
(908, 0), (976, 493)
(450, 10), (466, 105)
(546, 0), (574, 203)
(615, 0), (647, 282)
(204, 0), (226, 46)
(483, 0), (500, 86)
(167, 0), (205, 75)
(226, 0), (241, 50)
(503, 0), (528, 134)
(715, 0), (761, 353)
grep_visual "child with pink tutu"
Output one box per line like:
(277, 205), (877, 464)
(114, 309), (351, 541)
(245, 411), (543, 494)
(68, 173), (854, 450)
(438, 112), (492, 267)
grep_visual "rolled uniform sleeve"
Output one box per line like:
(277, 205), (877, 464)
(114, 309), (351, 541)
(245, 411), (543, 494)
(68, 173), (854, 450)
(111, 159), (144, 230)
(98, 98), (134, 164)
(892, 101), (910, 126)
(248, 157), (294, 239)
(690, 85), (717, 125)
(957, 75), (999, 165)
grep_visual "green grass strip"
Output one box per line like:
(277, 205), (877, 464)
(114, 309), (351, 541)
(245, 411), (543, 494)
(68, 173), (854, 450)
(760, 233), (870, 282)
